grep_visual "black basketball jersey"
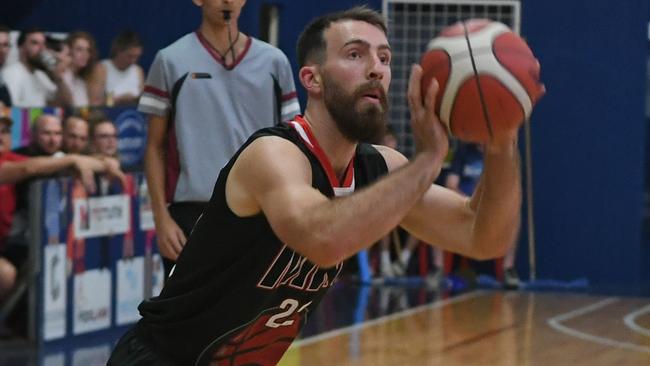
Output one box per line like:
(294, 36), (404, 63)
(135, 117), (389, 365)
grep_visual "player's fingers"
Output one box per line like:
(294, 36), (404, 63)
(407, 64), (423, 113)
(424, 78), (439, 113)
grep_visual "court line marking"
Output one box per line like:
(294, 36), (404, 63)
(290, 290), (488, 348)
(623, 304), (650, 337)
(547, 297), (650, 354)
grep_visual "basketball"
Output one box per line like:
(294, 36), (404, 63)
(420, 19), (545, 143)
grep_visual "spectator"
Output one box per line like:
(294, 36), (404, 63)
(14, 114), (63, 157)
(90, 119), (118, 158)
(2, 28), (73, 108)
(62, 115), (89, 154)
(0, 25), (11, 107)
(89, 30), (144, 106)
(140, 0), (301, 278)
(62, 31), (97, 107)
(0, 116), (121, 300)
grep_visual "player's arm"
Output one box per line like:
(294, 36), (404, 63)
(397, 139), (521, 260)
(227, 135), (444, 268)
(395, 64), (521, 259)
(144, 114), (186, 260)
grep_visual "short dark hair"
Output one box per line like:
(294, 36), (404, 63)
(17, 27), (44, 47)
(296, 6), (387, 68)
(0, 25), (10, 34)
(110, 30), (142, 58)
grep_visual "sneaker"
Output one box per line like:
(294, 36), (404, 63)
(503, 267), (520, 290)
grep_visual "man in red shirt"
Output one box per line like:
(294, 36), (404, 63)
(0, 116), (124, 299)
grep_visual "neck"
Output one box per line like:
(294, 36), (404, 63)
(303, 103), (357, 179)
(20, 56), (34, 73)
(199, 21), (243, 57)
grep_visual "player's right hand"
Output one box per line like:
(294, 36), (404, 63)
(406, 64), (449, 164)
(155, 213), (186, 260)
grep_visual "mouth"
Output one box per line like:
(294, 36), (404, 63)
(361, 89), (383, 104)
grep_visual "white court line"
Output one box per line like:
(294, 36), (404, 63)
(291, 290), (488, 348)
(547, 297), (650, 354)
(623, 304), (650, 338)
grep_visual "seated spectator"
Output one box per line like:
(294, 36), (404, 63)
(0, 25), (12, 107)
(0, 116), (123, 300)
(62, 31), (97, 107)
(89, 30), (144, 106)
(1, 28), (73, 108)
(62, 115), (89, 154)
(14, 113), (63, 157)
(90, 119), (118, 158)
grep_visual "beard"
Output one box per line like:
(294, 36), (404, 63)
(322, 73), (389, 143)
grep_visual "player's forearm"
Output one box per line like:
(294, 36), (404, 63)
(290, 152), (440, 267)
(470, 140), (522, 258)
(144, 142), (171, 224)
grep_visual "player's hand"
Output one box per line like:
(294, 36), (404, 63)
(407, 64), (449, 164)
(155, 213), (186, 261)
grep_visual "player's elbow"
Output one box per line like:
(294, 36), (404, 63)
(302, 238), (347, 268)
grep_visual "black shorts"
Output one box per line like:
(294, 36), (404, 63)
(108, 327), (175, 366)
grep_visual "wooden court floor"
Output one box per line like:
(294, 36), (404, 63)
(279, 290), (650, 366)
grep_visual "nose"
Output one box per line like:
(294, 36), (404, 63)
(366, 54), (386, 81)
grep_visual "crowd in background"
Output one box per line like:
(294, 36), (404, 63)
(0, 26), (144, 109)
(0, 25), (139, 337)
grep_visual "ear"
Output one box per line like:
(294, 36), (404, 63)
(299, 66), (322, 94)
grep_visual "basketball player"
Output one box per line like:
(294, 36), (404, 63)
(140, 0), (301, 278)
(109, 6), (531, 365)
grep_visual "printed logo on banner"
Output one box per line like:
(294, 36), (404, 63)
(73, 195), (130, 239)
(115, 109), (147, 167)
(73, 269), (111, 335)
(71, 343), (111, 366)
(43, 244), (67, 341)
(116, 257), (145, 325)
(138, 179), (154, 231)
(151, 254), (165, 297)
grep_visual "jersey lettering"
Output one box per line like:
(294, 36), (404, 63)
(257, 245), (342, 291)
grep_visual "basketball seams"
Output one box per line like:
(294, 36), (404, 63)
(463, 20), (494, 140)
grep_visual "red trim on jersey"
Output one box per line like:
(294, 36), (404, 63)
(143, 85), (169, 99)
(195, 30), (252, 71)
(165, 118), (180, 203)
(290, 116), (354, 189)
(281, 91), (297, 102)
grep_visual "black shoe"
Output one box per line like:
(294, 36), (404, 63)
(503, 267), (520, 290)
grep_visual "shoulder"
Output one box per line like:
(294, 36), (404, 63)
(249, 38), (289, 61)
(0, 151), (28, 165)
(2, 62), (26, 79)
(159, 33), (198, 58)
(372, 144), (409, 172)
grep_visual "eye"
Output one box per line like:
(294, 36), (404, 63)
(379, 53), (391, 65)
(347, 50), (361, 60)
